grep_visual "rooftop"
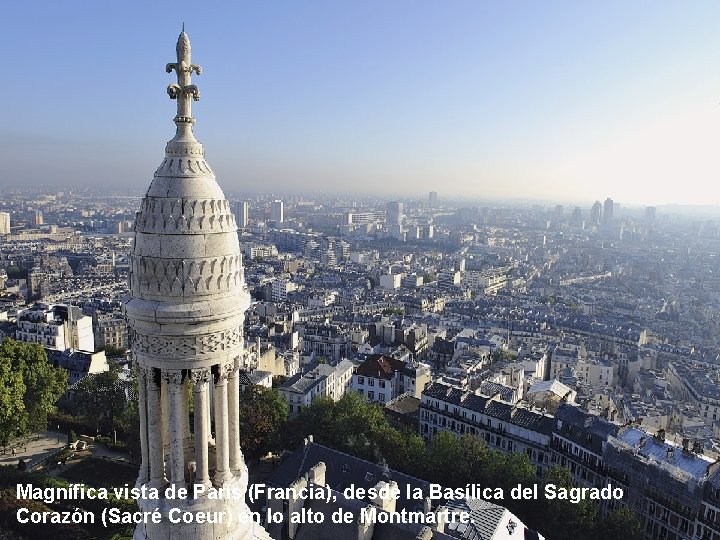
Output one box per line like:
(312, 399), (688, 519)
(615, 427), (714, 480)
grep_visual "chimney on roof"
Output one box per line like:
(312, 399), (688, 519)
(656, 429), (666, 442)
(358, 510), (374, 540)
(432, 505), (447, 534)
(416, 528), (434, 540)
(693, 440), (704, 455)
(666, 447), (674, 460)
(308, 462), (326, 487)
(682, 438), (690, 452)
(369, 480), (398, 513)
(287, 475), (306, 539)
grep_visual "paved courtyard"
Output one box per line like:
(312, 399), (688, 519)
(0, 430), (66, 468)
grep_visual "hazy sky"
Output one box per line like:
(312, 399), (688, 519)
(2, 1), (720, 205)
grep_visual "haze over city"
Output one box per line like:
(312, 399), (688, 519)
(3, 1), (720, 205)
(6, 7), (720, 540)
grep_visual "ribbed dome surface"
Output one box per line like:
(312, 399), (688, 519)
(124, 31), (249, 371)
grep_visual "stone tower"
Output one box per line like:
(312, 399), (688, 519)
(125, 30), (270, 540)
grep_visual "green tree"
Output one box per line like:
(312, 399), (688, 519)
(330, 392), (387, 457)
(238, 385), (289, 458)
(0, 339), (67, 433)
(491, 348), (517, 362)
(102, 344), (127, 357)
(73, 369), (126, 433)
(0, 339), (67, 445)
(118, 367), (141, 460)
(425, 431), (464, 485)
(375, 427), (427, 478)
(537, 466), (599, 540)
(290, 392), (389, 461)
(0, 355), (26, 447)
(601, 507), (643, 540)
(5, 266), (27, 279)
(289, 396), (336, 447)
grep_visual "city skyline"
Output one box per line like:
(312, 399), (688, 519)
(4, 16), (720, 540)
(3, 1), (720, 205)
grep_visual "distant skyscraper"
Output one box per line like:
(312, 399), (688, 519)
(386, 201), (404, 240)
(237, 200), (249, 228)
(554, 204), (564, 218)
(33, 209), (44, 226)
(645, 206), (656, 226)
(271, 200), (284, 223)
(386, 201), (403, 226)
(603, 198), (613, 225)
(590, 201), (602, 226)
(429, 191), (438, 208)
(571, 207), (582, 227)
(0, 212), (10, 235)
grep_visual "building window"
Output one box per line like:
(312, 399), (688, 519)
(706, 508), (716, 523)
(379, 380), (385, 388)
(379, 393), (385, 401)
(358, 376), (364, 384)
(369, 379), (375, 387)
(368, 391), (374, 400)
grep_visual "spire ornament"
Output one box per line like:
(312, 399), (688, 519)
(166, 30), (202, 128)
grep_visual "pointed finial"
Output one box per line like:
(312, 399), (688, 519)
(165, 31), (202, 134)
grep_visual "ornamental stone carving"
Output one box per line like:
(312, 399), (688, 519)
(214, 361), (235, 384)
(129, 254), (243, 297)
(162, 370), (184, 386)
(136, 365), (150, 380)
(135, 198), (235, 233)
(190, 368), (211, 386)
(132, 327), (243, 358)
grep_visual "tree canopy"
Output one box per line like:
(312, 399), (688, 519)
(72, 367), (126, 432)
(600, 507), (644, 540)
(0, 339), (67, 446)
(0, 353), (25, 446)
(238, 384), (288, 458)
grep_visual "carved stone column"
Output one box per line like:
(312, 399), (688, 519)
(227, 358), (243, 472)
(213, 363), (232, 486)
(136, 365), (150, 486)
(192, 368), (212, 488)
(146, 367), (165, 489)
(161, 375), (170, 458)
(181, 376), (192, 459)
(165, 370), (186, 487)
